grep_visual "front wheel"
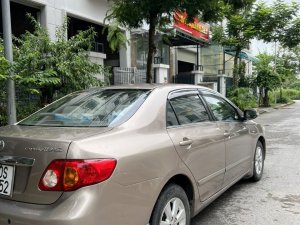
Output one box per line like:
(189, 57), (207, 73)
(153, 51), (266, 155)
(150, 184), (190, 225)
(251, 141), (265, 182)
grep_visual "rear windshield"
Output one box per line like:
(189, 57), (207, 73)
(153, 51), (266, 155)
(19, 89), (150, 127)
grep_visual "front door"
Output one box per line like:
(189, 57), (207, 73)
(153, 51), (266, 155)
(201, 91), (253, 187)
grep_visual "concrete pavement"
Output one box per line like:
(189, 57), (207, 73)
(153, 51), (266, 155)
(191, 100), (300, 225)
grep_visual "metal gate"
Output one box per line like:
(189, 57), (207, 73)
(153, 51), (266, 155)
(113, 67), (146, 85)
(174, 73), (195, 84)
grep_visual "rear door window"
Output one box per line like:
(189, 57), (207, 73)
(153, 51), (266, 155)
(168, 91), (209, 126)
(166, 101), (179, 127)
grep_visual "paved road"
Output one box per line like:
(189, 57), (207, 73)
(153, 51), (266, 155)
(191, 101), (300, 225)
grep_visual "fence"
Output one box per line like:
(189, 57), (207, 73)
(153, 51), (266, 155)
(0, 86), (40, 126)
(113, 67), (147, 85)
(174, 73), (195, 84)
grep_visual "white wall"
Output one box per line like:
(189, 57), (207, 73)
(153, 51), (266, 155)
(40, 0), (111, 40)
(13, 0), (110, 39)
(63, 0), (110, 23)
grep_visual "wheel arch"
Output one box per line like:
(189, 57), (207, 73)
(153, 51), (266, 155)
(166, 174), (195, 205)
(258, 136), (266, 159)
(149, 173), (197, 223)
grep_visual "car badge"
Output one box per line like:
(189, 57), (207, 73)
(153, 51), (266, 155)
(0, 140), (5, 151)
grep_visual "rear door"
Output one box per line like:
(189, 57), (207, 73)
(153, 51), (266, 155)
(201, 91), (253, 187)
(166, 89), (226, 202)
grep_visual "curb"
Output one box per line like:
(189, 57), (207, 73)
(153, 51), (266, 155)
(257, 101), (295, 115)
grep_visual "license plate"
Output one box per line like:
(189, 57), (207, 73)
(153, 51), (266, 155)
(0, 164), (15, 197)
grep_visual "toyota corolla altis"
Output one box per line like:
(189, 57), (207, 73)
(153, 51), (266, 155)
(0, 84), (265, 225)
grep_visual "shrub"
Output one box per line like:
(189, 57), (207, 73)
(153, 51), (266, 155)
(277, 95), (291, 104)
(283, 89), (300, 100)
(13, 15), (109, 106)
(0, 106), (8, 127)
(289, 81), (300, 91)
(227, 88), (258, 111)
(269, 88), (300, 105)
(17, 103), (40, 121)
(0, 103), (41, 126)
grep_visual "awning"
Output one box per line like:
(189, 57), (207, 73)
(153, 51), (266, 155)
(164, 29), (210, 46)
(225, 49), (258, 62)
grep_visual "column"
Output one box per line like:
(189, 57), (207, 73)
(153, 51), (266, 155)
(218, 74), (227, 96)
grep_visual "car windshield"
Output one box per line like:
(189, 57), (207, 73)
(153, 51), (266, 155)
(19, 89), (150, 127)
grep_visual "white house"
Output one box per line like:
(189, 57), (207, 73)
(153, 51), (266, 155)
(1, 0), (131, 68)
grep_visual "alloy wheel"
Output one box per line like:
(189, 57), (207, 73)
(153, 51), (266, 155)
(255, 146), (263, 175)
(160, 197), (186, 225)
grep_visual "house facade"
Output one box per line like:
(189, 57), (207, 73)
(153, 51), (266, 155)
(0, 0), (131, 69)
(1, 0), (256, 95)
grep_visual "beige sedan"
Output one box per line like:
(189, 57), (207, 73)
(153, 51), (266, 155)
(0, 84), (265, 225)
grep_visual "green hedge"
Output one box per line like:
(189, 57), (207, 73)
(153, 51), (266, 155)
(0, 103), (40, 126)
(269, 89), (300, 105)
(227, 88), (258, 111)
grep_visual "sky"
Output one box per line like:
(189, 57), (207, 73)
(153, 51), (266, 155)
(251, 0), (298, 56)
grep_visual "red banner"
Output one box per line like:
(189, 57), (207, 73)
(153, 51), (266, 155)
(174, 11), (210, 42)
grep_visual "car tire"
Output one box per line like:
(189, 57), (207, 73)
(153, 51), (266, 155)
(251, 141), (265, 182)
(150, 184), (190, 225)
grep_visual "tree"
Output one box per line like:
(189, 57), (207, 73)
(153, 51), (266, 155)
(13, 16), (108, 106)
(282, 18), (300, 49)
(105, 22), (128, 52)
(212, 1), (256, 88)
(255, 53), (281, 107)
(0, 39), (9, 126)
(213, 0), (299, 88)
(106, 0), (245, 83)
(275, 47), (299, 100)
(0, 39), (9, 81)
(253, 0), (300, 49)
(289, 46), (300, 77)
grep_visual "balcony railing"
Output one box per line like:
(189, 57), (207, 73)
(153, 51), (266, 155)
(194, 65), (204, 71)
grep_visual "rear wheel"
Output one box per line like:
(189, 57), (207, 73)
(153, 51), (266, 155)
(150, 184), (190, 225)
(252, 141), (265, 181)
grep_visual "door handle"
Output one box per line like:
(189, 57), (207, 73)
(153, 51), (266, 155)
(179, 138), (193, 146)
(224, 131), (230, 137)
(224, 130), (232, 139)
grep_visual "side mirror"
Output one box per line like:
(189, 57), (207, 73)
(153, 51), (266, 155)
(244, 109), (258, 120)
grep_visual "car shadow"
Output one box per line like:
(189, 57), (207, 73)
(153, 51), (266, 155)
(191, 179), (256, 224)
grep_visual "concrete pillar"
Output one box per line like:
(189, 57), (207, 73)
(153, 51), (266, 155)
(40, 5), (47, 28)
(153, 64), (170, 83)
(192, 70), (204, 85)
(43, 5), (65, 40)
(218, 74), (227, 96)
(169, 47), (176, 81)
(1, 0), (16, 124)
(119, 30), (131, 67)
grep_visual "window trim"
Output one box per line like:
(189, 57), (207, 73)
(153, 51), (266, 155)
(166, 100), (180, 128)
(199, 89), (244, 122)
(166, 89), (212, 128)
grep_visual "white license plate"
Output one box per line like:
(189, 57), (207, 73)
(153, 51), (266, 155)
(0, 164), (15, 196)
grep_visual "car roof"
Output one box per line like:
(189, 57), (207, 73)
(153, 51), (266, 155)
(88, 83), (216, 93)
